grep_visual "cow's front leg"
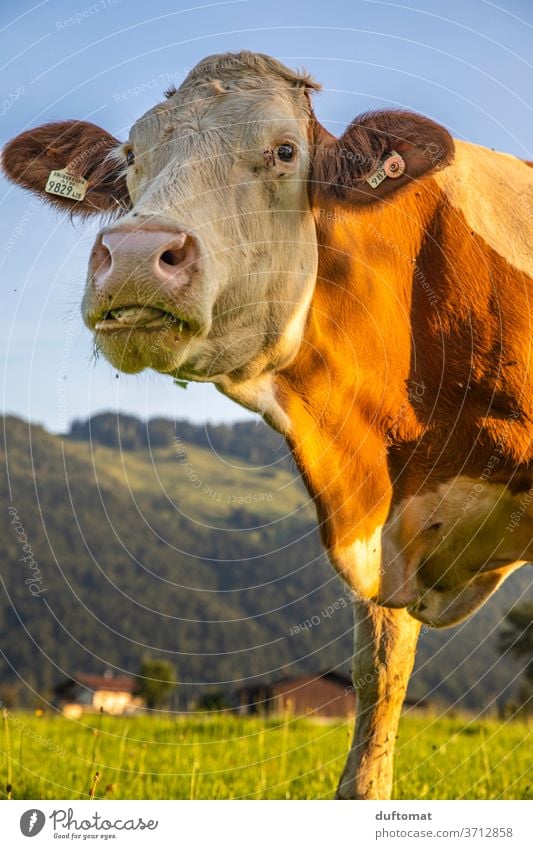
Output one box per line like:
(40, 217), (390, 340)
(336, 599), (420, 799)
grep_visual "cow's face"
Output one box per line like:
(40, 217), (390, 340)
(85, 59), (322, 381)
(2, 51), (452, 387)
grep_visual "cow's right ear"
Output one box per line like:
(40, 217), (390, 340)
(2, 120), (130, 217)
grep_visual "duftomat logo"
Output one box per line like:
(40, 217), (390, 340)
(20, 809), (46, 837)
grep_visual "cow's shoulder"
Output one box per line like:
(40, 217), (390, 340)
(432, 138), (533, 276)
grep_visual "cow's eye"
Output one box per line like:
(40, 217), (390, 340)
(126, 149), (135, 166)
(277, 143), (295, 162)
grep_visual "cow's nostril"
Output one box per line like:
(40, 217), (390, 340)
(160, 247), (186, 267)
(90, 240), (112, 281)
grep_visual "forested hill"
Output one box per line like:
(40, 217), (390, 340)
(67, 411), (289, 468)
(1, 413), (530, 710)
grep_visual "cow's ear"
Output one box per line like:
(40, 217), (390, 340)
(2, 120), (130, 217)
(310, 110), (454, 208)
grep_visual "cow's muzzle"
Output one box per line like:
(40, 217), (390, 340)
(84, 217), (203, 334)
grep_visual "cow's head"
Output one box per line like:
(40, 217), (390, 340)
(2, 51), (453, 387)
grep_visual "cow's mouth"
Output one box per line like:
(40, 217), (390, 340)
(94, 306), (190, 334)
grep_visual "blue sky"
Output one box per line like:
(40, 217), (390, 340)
(1, 0), (532, 431)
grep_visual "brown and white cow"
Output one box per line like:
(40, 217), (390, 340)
(3, 51), (533, 799)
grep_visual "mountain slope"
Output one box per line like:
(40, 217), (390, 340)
(1, 414), (531, 710)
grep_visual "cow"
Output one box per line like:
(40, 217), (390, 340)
(3, 50), (532, 800)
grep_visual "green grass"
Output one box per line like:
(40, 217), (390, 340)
(1, 712), (531, 800)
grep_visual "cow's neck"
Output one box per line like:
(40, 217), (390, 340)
(274, 185), (440, 568)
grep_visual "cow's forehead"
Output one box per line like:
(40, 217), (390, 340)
(129, 51), (318, 147)
(179, 50), (319, 95)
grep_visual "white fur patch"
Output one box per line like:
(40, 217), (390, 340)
(332, 526), (384, 600)
(435, 139), (533, 276)
(379, 476), (532, 625)
(216, 373), (291, 434)
(330, 477), (532, 626)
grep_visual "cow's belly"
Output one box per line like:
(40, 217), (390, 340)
(380, 477), (533, 626)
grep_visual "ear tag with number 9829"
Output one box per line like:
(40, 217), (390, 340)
(45, 168), (88, 201)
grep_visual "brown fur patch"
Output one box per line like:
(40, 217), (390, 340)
(278, 171), (533, 559)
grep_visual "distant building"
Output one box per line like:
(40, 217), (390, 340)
(53, 670), (144, 717)
(402, 696), (431, 713)
(236, 671), (356, 718)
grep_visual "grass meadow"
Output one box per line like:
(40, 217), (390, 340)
(1, 711), (531, 800)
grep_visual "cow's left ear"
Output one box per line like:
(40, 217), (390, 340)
(310, 110), (454, 207)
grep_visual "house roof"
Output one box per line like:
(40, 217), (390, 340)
(236, 670), (353, 696)
(54, 672), (139, 695)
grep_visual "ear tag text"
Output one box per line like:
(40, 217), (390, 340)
(45, 168), (88, 201)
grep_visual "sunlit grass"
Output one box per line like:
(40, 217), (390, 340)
(86, 441), (313, 523)
(1, 711), (531, 800)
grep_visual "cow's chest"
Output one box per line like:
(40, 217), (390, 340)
(383, 476), (533, 599)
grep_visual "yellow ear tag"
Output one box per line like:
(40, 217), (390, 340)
(366, 163), (388, 189)
(366, 150), (405, 189)
(45, 168), (88, 201)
